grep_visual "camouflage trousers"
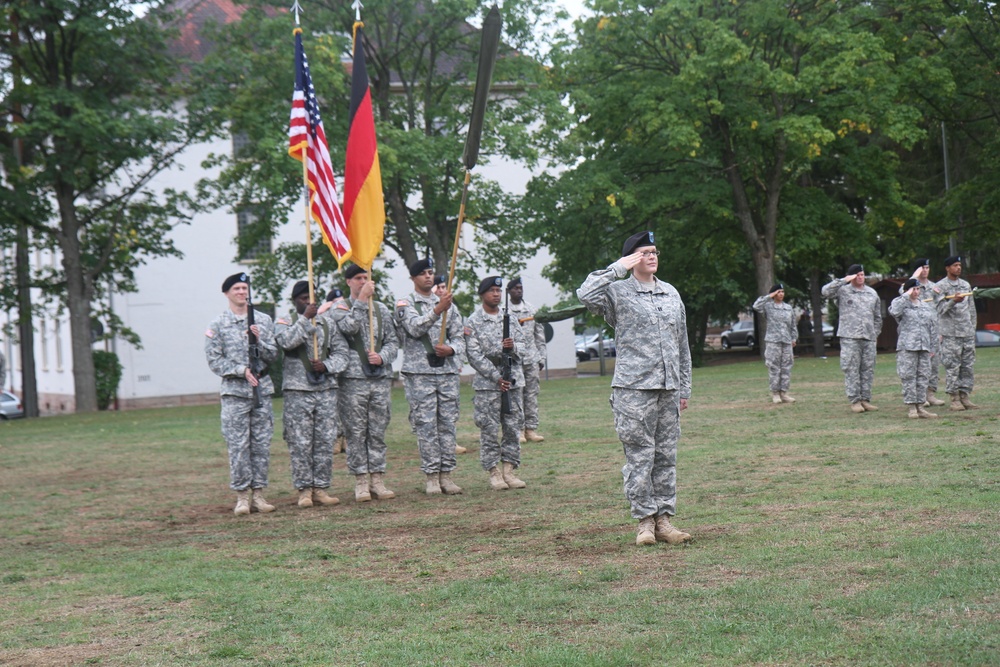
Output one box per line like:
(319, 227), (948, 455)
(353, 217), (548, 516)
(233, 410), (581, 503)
(764, 341), (794, 393)
(220, 394), (273, 491)
(473, 387), (524, 471)
(839, 338), (876, 403)
(521, 363), (541, 430)
(940, 336), (975, 395)
(282, 389), (337, 490)
(611, 387), (680, 520)
(896, 349), (931, 405)
(928, 340), (940, 392)
(341, 377), (392, 475)
(402, 373), (460, 474)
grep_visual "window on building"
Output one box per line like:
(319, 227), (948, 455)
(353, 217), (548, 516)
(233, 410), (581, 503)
(237, 208), (272, 262)
(40, 316), (48, 372)
(55, 317), (63, 372)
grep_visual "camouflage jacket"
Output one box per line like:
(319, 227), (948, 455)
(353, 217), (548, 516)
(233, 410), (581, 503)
(395, 291), (465, 375)
(274, 309), (350, 391)
(507, 299), (547, 365)
(205, 309), (278, 398)
(464, 306), (527, 391)
(888, 295), (936, 352)
(935, 277), (976, 338)
(821, 279), (883, 341)
(330, 297), (399, 380)
(752, 296), (797, 344)
(577, 262), (692, 397)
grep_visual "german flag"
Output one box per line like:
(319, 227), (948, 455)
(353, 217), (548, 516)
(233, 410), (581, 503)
(342, 23), (385, 270)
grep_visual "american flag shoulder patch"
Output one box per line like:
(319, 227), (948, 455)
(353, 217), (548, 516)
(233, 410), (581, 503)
(464, 325), (472, 336)
(205, 329), (215, 338)
(276, 318), (290, 325)
(336, 302), (350, 310)
(396, 299), (409, 308)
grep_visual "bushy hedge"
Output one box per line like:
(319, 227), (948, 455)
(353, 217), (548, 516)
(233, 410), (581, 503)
(93, 350), (123, 411)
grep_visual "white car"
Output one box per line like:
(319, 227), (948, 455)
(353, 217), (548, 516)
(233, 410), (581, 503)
(0, 391), (24, 420)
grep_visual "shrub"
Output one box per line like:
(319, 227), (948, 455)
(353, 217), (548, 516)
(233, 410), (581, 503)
(93, 350), (123, 411)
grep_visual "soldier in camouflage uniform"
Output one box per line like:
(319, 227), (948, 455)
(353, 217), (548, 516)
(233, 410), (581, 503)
(397, 258), (467, 495)
(822, 264), (883, 413)
(899, 259), (945, 407)
(204, 272), (279, 515)
(506, 277), (547, 443)
(275, 281), (350, 508)
(577, 231), (694, 547)
(466, 277), (528, 491)
(935, 255), (979, 410)
(319, 288), (349, 455)
(889, 279), (939, 419)
(329, 264), (399, 503)
(752, 283), (797, 404)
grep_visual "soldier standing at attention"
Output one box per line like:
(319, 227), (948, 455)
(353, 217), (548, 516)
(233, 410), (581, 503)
(506, 277), (547, 442)
(465, 277), (528, 491)
(936, 256), (979, 410)
(319, 288), (349, 455)
(752, 283), (798, 404)
(396, 258), (466, 496)
(901, 259), (945, 407)
(205, 273), (279, 515)
(822, 264), (883, 413)
(577, 231), (694, 547)
(433, 273), (467, 455)
(275, 281), (350, 508)
(330, 264), (399, 503)
(889, 278), (939, 419)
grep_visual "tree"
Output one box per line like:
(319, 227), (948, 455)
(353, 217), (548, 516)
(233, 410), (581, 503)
(0, 0), (199, 412)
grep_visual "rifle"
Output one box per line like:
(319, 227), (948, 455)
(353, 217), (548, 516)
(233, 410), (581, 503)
(246, 282), (264, 409)
(501, 290), (514, 415)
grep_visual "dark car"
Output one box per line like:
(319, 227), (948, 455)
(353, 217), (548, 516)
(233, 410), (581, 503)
(575, 333), (616, 361)
(720, 321), (756, 350)
(975, 330), (1000, 348)
(0, 391), (24, 420)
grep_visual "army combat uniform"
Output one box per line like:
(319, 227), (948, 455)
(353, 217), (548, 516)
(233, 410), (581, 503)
(274, 309), (349, 497)
(577, 260), (692, 522)
(935, 276), (976, 399)
(899, 279), (942, 396)
(205, 309), (279, 492)
(889, 294), (937, 413)
(822, 278), (882, 407)
(507, 297), (547, 437)
(752, 295), (797, 398)
(396, 292), (466, 478)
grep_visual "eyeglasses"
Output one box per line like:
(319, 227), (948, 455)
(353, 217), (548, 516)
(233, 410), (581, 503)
(639, 250), (660, 257)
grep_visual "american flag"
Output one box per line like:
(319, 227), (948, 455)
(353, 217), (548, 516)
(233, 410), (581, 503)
(289, 29), (349, 263)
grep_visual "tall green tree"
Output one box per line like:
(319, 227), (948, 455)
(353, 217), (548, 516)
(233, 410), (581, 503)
(0, 0), (198, 412)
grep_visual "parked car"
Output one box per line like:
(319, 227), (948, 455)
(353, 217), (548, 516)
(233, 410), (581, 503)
(720, 321), (756, 350)
(975, 330), (1000, 348)
(822, 322), (836, 347)
(0, 391), (24, 420)
(576, 333), (616, 361)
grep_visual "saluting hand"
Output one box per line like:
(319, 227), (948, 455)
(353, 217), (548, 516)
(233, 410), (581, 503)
(620, 251), (645, 271)
(843, 273), (858, 283)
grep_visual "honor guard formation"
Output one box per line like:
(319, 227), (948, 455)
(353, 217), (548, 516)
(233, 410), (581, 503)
(204, 242), (982, 547)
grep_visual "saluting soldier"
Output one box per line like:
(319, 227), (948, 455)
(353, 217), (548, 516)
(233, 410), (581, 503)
(889, 278), (939, 419)
(275, 281), (350, 508)
(822, 264), (883, 413)
(205, 272), (279, 515)
(900, 259), (945, 407)
(396, 258), (466, 495)
(935, 255), (979, 410)
(329, 264), (399, 503)
(465, 277), (528, 491)
(506, 277), (547, 442)
(752, 283), (797, 404)
(577, 231), (694, 548)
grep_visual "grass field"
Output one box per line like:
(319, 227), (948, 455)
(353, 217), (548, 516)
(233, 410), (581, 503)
(1, 351), (998, 666)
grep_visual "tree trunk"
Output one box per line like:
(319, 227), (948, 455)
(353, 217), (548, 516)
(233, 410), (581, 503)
(809, 269), (825, 358)
(15, 221), (39, 417)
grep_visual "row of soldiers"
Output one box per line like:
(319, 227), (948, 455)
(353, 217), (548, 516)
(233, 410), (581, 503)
(203, 259), (548, 515)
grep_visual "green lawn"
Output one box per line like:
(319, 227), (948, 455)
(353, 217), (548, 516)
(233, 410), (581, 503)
(1, 351), (998, 665)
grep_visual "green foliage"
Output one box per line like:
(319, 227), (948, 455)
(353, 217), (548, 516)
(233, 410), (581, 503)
(91, 350), (122, 411)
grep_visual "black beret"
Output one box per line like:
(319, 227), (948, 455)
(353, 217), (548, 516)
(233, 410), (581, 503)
(903, 278), (920, 292)
(506, 277), (522, 291)
(409, 257), (434, 277)
(291, 280), (313, 300)
(847, 264), (864, 275)
(478, 276), (502, 295)
(222, 272), (249, 293)
(944, 255), (962, 267)
(433, 274), (446, 286)
(622, 230), (655, 257)
(770, 283), (784, 293)
(344, 264), (367, 280)
(911, 258), (930, 271)
(326, 288), (343, 302)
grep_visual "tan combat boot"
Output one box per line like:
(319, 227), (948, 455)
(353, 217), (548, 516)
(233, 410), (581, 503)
(455, 444), (468, 454)
(926, 389), (946, 406)
(369, 473), (396, 500)
(851, 401), (866, 413)
(772, 392), (782, 404)
(960, 392), (979, 409)
(524, 429), (545, 442)
(488, 466), (509, 491)
(950, 393), (965, 411)
(313, 487), (340, 506)
(425, 473), (442, 495)
(654, 514), (692, 544)
(860, 400), (878, 412)
(333, 435), (346, 454)
(908, 405), (920, 419)
(519, 431), (527, 444)
(636, 516), (656, 546)
(251, 489), (275, 513)
(297, 488), (314, 508)
(916, 405), (938, 419)
(233, 490), (251, 516)
(439, 472), (463, 495)
(354, 475), (371, 502)
(779, 391), (796, 403)
(501, 461), (526, 489)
